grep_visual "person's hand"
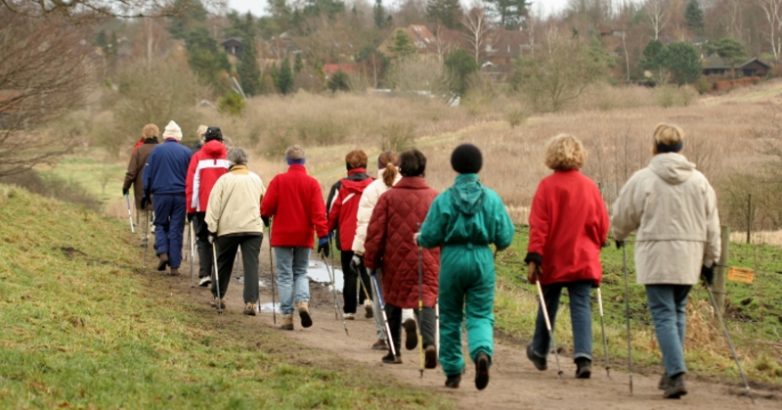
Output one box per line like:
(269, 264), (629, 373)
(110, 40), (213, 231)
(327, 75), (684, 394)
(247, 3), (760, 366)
(122, 188), (129, 196)
(187, 213), (195, 223)
(317, 236), (330, 257)
(141, 196), (149, 209)
(207, 232), (217, 244)
(701, 264), (715, 286)
(527, 262), (539, 284)
(615, 240), (624, 249)
(413, 232), (420, 246)
(261, 216), (270, 228)
(350, 254), (363, 271)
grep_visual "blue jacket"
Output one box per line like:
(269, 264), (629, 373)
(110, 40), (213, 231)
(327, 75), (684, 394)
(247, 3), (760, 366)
(143, 139), (192, 196)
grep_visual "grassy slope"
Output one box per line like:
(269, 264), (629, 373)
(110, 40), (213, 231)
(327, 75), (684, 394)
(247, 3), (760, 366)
(0, 185), (450, 409)
(494, 227), (782, 385)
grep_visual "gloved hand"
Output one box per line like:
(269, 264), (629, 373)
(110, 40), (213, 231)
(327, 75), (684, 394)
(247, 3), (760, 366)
(187, 213), (195, 223)
(140, 196), (149, 209)
(350, 254), (363, 272)
(122, 188), (129, 196)
(615, 240), (624, 249)
(701, 264), (715, 286)
(317, 236), (330, 257)
(527, 262), (540, 284)
(261, 216), (270, 228)
(207, 232), (217, 244)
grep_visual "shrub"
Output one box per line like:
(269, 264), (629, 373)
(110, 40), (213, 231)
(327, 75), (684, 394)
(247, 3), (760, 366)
(327, 71), (350, 93)
(218, 92), (246, 116)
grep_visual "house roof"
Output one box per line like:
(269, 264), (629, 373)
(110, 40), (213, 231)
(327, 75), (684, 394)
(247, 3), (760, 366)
(323, 63), (358, 75)
(222, 37), (243, 46)
(702, 54), (729, 70)
(740, 58), (771, 68)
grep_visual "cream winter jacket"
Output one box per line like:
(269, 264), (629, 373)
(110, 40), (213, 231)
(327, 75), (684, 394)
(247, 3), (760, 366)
(611, 153), (720, 285)
(206, 165), (266, 237)
(351, 169), (402, 255)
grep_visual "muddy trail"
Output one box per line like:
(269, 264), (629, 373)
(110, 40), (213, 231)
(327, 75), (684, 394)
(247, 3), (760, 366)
(159, 239), (779, 410)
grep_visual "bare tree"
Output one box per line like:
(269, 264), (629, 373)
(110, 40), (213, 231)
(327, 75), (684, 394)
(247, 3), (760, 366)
(644, 0), (670, 40)
(463, 6), (492, 65)
(0, 0), (226, 18)
(755, 0), (782, 59)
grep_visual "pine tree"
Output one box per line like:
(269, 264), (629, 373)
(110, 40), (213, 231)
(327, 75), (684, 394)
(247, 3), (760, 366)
(185, 27), (230, 90)
(389, 30), (416, 59)
(426, 0), (463, 29)
(685, 0), (704, 35)
(274, 59), (294, 94)
(373, 0), (386, 28)
(237, 36), (261, 96)
(485, 0), (529, 30)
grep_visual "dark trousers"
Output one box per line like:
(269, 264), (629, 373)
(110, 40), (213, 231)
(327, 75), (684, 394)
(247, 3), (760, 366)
(152, 193), (186, 268)
(211, 234), (262, 304)
(385, 303), (436, 355)
(341, 250), (371, 314)
(193, 212), (212, 279)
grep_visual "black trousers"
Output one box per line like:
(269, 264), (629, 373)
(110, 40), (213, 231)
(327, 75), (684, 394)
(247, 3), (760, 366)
(212, 234), (262, 304)
(193, 212), (212, 279)
(341, 250), (371, 314)
(385, 303), (436, 355)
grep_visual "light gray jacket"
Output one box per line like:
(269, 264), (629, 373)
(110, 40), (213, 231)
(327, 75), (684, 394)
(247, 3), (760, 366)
(611, 153), (721, 285)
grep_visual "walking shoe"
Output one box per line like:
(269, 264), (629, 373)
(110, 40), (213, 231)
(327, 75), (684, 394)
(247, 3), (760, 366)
(344, 313), (355, 320)
(663, 373), (687, 399)
(575, 358), (592, 379)
(364, 302), (373, 319)
(199, 276), (212, 287)
(526, 344), (547, 371)
(424, 344), (437, 369)
(445, 374), (461, 389)
(210, 297), (225, 310)
(381, 352), (402, 364)
(297, 301), (313, 328)
(280, 315), (294, 331)
(243, 303), (256, 316)
(658, 374), (671, 390)
(403, 318), (418, 350)
(475, 352), (490, 390)
(371, 339), (387, 351)
(157, 253), (169, 271)
(169, 267), (180, 276)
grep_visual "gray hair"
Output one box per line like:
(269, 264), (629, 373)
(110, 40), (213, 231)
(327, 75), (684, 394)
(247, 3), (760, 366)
(228, 147), (248, 166)
(285, 144), (305, 161)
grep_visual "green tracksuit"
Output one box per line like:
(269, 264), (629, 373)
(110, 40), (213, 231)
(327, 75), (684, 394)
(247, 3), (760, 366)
(418, 173), (515, 377)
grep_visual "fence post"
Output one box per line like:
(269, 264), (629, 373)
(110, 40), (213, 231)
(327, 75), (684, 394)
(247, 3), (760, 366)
(746, 194), (752, 245)
(713, 225), (730, 314)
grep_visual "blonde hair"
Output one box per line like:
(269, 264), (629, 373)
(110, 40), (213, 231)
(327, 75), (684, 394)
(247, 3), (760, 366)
(141, 123), (159, 139)
(653, 123), (685, 146)
(544, 134), (586, 171)
(285, 145), (305, 160)
(377, 151), (399, 187)
(196, 124), (208, 140)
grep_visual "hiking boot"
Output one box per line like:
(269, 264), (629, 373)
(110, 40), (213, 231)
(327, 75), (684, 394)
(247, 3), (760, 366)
(210, 297), (225, 310)
(371, 339), (387, 351)
(364, 302), (373, 319)
(169, 267), (180, 276)
(526, 344), (547, 371)
(243, 303), (256, 316)
(279, 315), (294, 331)
(157, 253), (169, 271)
(475, 352), (490, 390)
(403, 318), (418, 350)
(425, 344), (437, 369)
(445, 374), (461, 389)
(575, 358), (592, 379)
(297, 301), (313, 328)
(344, 312), (355, 320)
(658, 374), (670, 390)
(199, 276), (212, 287)
(382, 352), (402, 364)
(663, 373), (688, 399)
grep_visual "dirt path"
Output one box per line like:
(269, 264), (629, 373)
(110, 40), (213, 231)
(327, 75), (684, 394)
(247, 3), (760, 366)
(167, 242), (779, 410)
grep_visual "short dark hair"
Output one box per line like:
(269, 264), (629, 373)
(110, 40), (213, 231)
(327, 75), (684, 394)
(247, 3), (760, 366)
(399, 149), (427, 177)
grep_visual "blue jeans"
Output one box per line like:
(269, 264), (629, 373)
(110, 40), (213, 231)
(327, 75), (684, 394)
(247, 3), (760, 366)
(274, 247), (311, 315)
(646, 284), (691, 377)
(152, 193), (185, 268)
(530, 281), (593, 362)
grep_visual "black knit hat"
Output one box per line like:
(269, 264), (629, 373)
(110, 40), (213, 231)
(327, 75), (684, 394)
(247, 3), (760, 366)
(450, 143), (482, 174)
(204, 126), (223, 142)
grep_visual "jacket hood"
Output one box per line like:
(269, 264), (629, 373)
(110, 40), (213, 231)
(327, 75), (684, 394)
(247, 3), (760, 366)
(341, 168), (371, 193)
(450, 173), (484, 215)
(649, 153), (695, 185)
(202, 139), (226, 159)
(394, 176), (430, 190)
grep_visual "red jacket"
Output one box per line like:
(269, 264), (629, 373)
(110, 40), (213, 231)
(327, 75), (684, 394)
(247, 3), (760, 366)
(327, 168), (373, 251)
(261, 164), (329, 247)
(527, 170), (609, 286)
(185, 140), (229, 214)
(364, 177), (440, 308)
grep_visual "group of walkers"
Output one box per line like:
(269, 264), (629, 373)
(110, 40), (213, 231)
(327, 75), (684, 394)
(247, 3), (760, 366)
(123, 120), (721, 398)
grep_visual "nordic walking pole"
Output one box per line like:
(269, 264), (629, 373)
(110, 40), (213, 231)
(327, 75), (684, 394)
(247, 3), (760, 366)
(621, 246), (634, 394)
(143, 210), (150, 268)
(324, 252), (349, 335)
(704, 283), (754, 401)
(212, 240), (223, 315)
(124, 194), (135, 233)
(188, 222), (195, 283)
(596, 287), (611, 378)
(533, 268), (563, 379)
(268, 225), (276, 325)
(416, 246), (425, 378)
(371, 270), (397, 358)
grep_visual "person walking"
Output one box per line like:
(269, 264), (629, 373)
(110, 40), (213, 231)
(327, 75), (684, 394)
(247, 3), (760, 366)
(417, 143), (515, 390)
(327, 150), (373, 320)
(142, 120), (192, 276)
(205, 148), (265, 315)
(364, 149), (439, 365)
(261, 145), (329, 331)
(186, 127), (230, 287)
(612, 123), (720, 399)
(524, 134), (609, 379)
(123, 123), (159, 242)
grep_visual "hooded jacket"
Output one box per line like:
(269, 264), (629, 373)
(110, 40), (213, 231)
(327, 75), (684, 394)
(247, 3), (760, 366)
(142, 139), (192, 196)
(123, 138), (158, 210)
(611, 153), (721, 285)
(364, 177), (439, 307)
(327, 168), (373, 251)
(185, 139), (229, 214)
(526, 170), (609, 286)
(351, 169), (402, 255)
(205, 165), (265, 237)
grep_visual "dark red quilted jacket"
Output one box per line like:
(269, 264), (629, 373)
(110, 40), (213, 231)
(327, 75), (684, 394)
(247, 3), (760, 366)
(364, 177), (440, 308)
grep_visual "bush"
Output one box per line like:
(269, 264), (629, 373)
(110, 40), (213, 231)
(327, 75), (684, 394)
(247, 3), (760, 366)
(379, 123), (415, 152)
(218, 92), (246, 116)
(327, 71), (350, 93)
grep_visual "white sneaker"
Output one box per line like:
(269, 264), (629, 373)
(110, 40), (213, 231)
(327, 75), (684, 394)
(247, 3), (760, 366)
(344, 313), (355, 320)
(199, 276), (212, 287)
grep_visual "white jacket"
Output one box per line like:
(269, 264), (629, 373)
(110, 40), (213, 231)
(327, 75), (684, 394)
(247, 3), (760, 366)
(611, 153), (720, 285)
(206, 165), (266, 237)
(351, 168), (402, 254)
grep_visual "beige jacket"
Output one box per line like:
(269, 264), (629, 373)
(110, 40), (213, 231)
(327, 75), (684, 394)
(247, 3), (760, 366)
(611, 153), (720, 285)
(351, 169), (402, 255)
(206, 165), (266, 236)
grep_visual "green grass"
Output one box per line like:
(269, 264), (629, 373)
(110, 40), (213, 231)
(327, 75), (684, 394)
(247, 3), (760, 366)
(38, 153), (125, 208)
(0, 184), (451, 409)
(494, 226), (782, 385)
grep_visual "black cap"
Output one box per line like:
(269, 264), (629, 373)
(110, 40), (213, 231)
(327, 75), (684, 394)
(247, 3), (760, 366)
(204, 126), (223, 142)
(450, 143), (482, 174)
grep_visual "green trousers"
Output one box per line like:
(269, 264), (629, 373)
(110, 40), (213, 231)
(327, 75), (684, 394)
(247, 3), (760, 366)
(438, 245), (495, 377)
